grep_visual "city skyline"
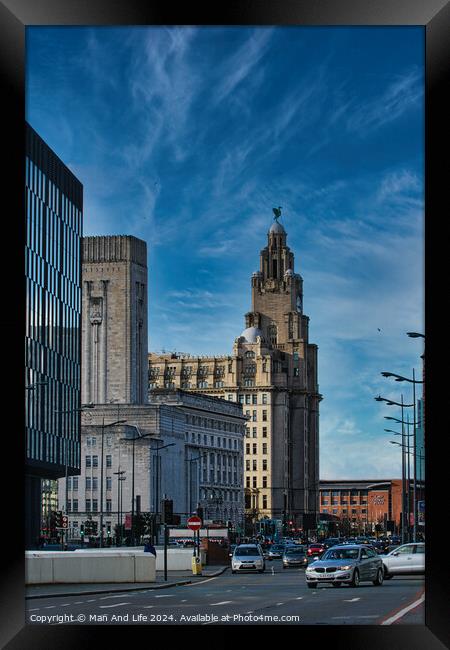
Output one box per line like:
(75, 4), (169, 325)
(26, 25), (424, 481)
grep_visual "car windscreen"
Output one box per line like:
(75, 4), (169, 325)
(234, 547), (260, 556)
(322, 548), (359, 560)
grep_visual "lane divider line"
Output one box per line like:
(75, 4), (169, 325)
(381, 592), (425, 625)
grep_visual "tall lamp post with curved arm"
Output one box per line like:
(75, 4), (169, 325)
(380, 369), (423, 542)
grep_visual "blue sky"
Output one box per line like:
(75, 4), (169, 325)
(26, 26), (425, 480)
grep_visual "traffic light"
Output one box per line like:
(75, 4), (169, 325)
(55, 511), (63, 528)
(92, 521), (98, 535)
(107, 524), (111, 537)
(161, 499), (173, 524)
(196, 506), (204, 521)
(80, 524), (85, 538)
(50, 511), (57, 530)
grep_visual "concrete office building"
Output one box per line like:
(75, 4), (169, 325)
(149, 213), (321, 531)
(25, 123), (83, 548)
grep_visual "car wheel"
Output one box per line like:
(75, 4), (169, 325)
(350, 569), (360, 587)
(332, 582), (341, 587)
(373, 568), (384, 586)
(383, 567), (393, 580)
(307, 582), (317, 589)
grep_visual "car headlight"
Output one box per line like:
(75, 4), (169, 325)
(339, 565), (352, 571)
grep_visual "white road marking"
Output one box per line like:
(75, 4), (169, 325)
(343, 598), (360, 602)
(73, 601), (84, 604)
(44, 606), (56, 609)
(295, 597), (304, 600)
(99, 595), (129, 600)
(276, 602), (284, 606)
(183, 577), (219, 586)
(155, 594), (174, 598)
(28, 608), (40, 611)
(210, 601), (232, 606)
(99, 602), (130, 608)
(60, 604), (71, 607)
(381, 592), (425, 625)
(181, 600), (187, 602)
(142, 605), (154, 609)
(86, 599), (97, 602)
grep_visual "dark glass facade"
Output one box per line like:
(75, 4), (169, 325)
(25, 123), (82, 480)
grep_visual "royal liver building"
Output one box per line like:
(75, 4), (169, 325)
(149, 212), (322, 532)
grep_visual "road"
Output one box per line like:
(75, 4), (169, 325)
(26, 560), (424, 626)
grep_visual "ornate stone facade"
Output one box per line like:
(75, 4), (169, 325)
(148, 216), (322, 529)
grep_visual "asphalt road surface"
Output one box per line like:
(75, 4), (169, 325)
(26, 560), (425, 626)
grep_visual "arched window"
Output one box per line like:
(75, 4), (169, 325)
(268, 324), (277, 345)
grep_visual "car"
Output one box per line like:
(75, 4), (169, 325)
(307, 543), (325, 559)
(231, 544), (266, 573)
(282, 546), (308, 569)
(380, 543), (425, 579)
(322, 538), (341, 550)
(266, 544), (285, 560)
(305, 544), (384, 588)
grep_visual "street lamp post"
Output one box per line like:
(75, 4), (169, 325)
(98, 418), (127, 547)
(153, 441), (176, 543)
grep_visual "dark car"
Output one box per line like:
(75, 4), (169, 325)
(282, 546), (308, 569)
(322, 538), (341, 550)
(305, 544), (384, 588)
(307, 543), (325, 559)
(266, 544), (285, 560)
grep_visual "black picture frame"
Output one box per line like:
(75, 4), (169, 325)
(1, 0), (448, 647)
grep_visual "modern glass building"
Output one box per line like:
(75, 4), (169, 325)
(25, 123), (83, 547)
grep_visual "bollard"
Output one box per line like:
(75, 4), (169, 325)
(191, 555), (202, 575)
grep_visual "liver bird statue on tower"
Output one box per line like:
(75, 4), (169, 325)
(273, 206), (282, 222)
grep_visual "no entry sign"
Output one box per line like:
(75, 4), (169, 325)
(187, 515), (202, 530)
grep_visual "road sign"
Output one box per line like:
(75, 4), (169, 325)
(61, 515), (69, 529)
(187, 515), (202, 530)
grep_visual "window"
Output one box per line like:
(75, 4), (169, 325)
(262, 394), (267, 404)
(252, 411), (257, 421)
(238, 395), (244, 404)
(252, 477), (257, 488)
(106, 499), (112, 512)
(246, 477), (250, 488)
(252, 444), (257, 455)
(106, 455), (112, 468)
(86, 455), (91, 468)
(246, 444), (250, 455)
(72, 477), (78, 491)
(228, 394), (234, 401)
(246, 460), (250, 471)
(86, 499), (91, 512)
(252, 459), (257, 471)
(67, 500), (71, 512)
(262, 410), (267, 422)
(67, 477), (72, 490)
(262, 495), (267, 509)
(262, 427), (267, 438)
(92, 455), (98, 468)
(72, 499), (78, 512)
(252, 427), (257, 438)
(92, 499), (98, 512)
(262, 476), (267, 488)
(92, 477), (98, 490)
(262, 443), (267, 455)
(262, 459), (267, 471)
(106, 477), (112, 490)
(252, 394), (257, 405)
(245, 394), (251, 404)
(86, 477), (91, 490)
(106, 435), (112, 447)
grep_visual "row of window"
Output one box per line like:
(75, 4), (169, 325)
(199, 489), (241, 502)
(245, 427), (268, 438)
(186, 415), (243, 434)
(245, 443), (268, 455)
(245, 494), (269, 510)
(67, 499), (112, 513)
(322, 508), (367, 515)
(245, 409), (268, 422)
(186, 431), (241, 450)
(245, 475), (269, 488)
(322, 498), (367, 505)
(239, 394), (268, 405)
(86, 436), (113, 447)
(85, 455), (112, 468)
(245, 459), (268, 471)
(67, 476), (114, 491)
(202, 470), (239, 485)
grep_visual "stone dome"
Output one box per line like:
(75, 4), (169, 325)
(269, 221), (286, 234)
(240, 326), (264, 343)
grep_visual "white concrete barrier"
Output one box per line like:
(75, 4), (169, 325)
(154, 548), (206, 571)
(25, 551), (156, 584)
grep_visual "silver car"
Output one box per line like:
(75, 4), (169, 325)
(380, 543), (425, 579)
(282, 547), (308, 569)
(305, 544), (384, 588)
(231, 544), (265, 573)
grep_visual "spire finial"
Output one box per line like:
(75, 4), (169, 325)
(272, 206), (282, 222)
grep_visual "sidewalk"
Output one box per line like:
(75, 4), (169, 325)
(25, 566), (229, 599)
